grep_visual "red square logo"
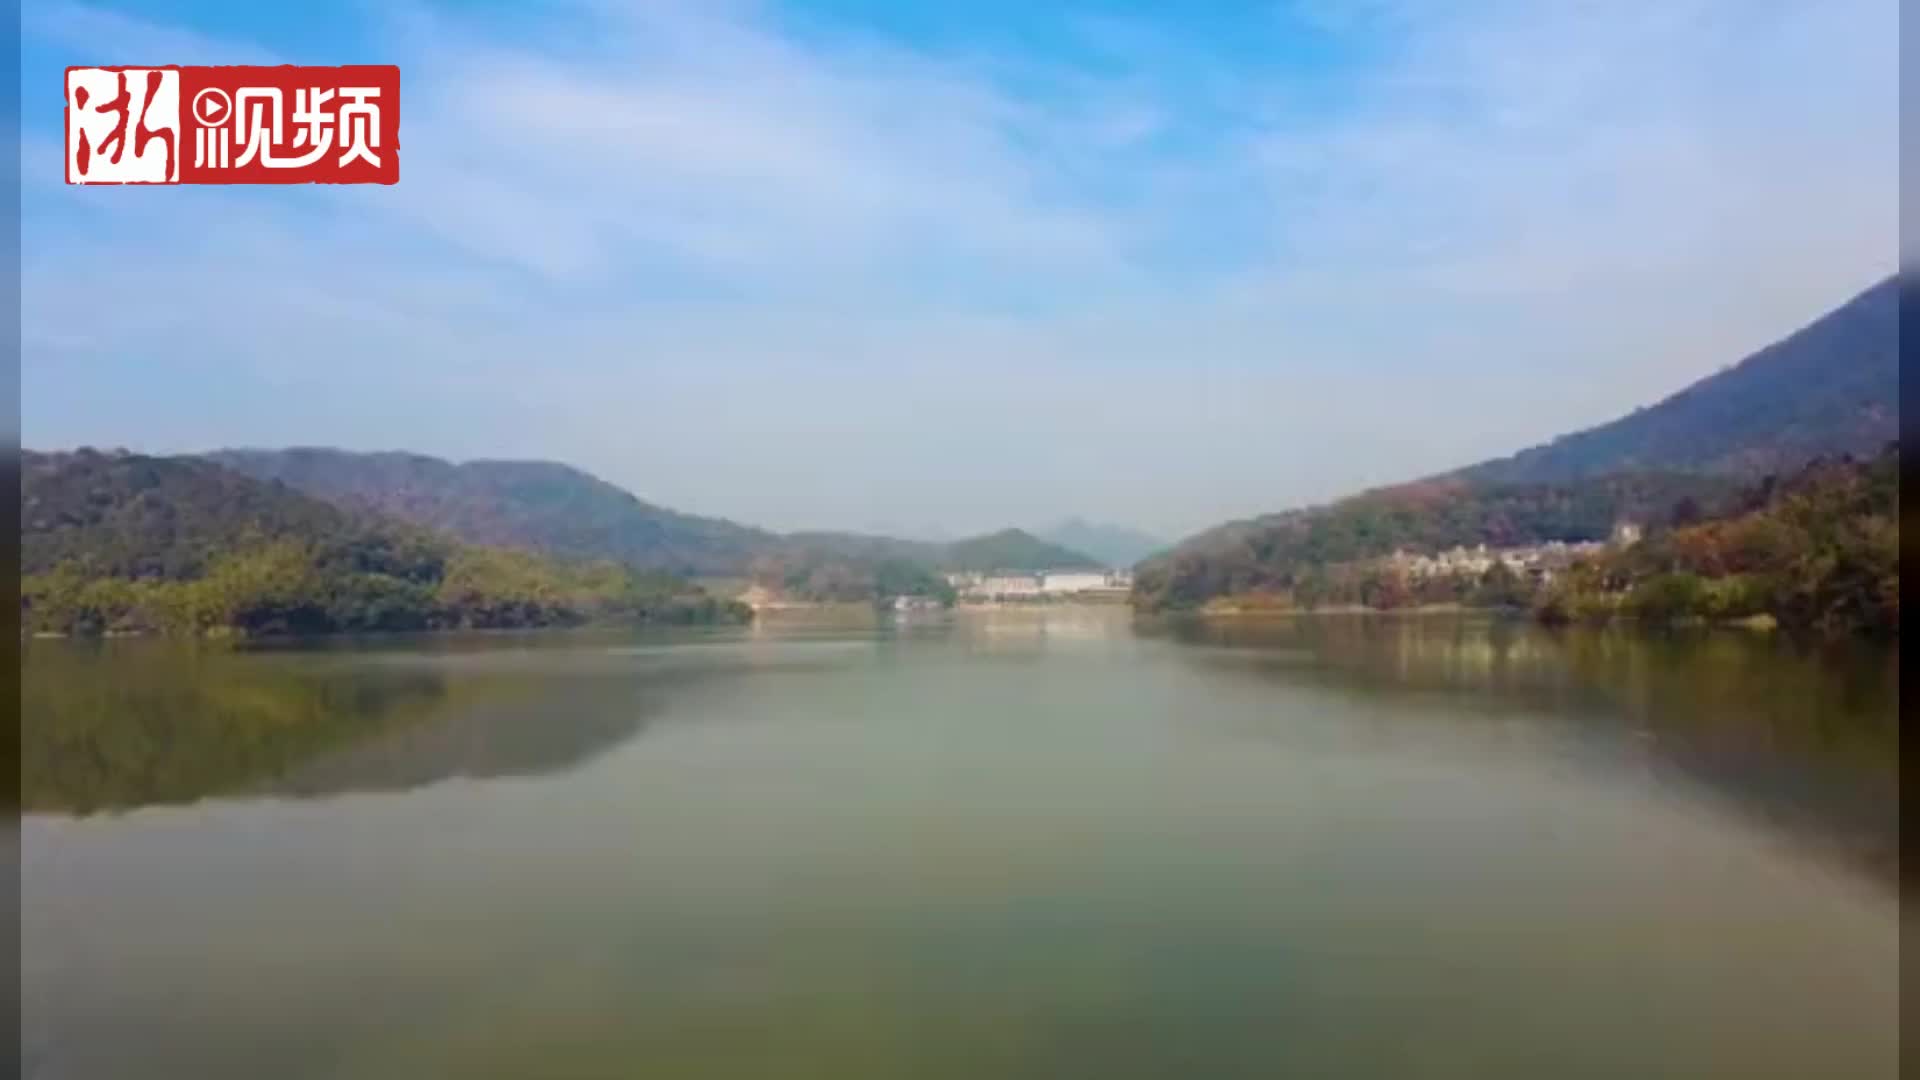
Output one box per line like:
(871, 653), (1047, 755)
(66, 65), (400, 185)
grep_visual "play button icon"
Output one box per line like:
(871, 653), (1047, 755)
(192, 88), (231, 125)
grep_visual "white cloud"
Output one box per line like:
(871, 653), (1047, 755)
(20, 0), (1899, 537)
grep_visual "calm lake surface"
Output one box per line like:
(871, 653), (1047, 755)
(19, 610), (1900, 1079)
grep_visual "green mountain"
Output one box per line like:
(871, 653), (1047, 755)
(205, 447), (1103, 578)
(1137, 277), (1899, 615)
(1039, 518), (1164, 569)
(780, 530), (943, 567)
(207, 448), (775, 578)
(1535, 446), (1898, 636)
(737, 527), (1100, 606)
(1455, 275), (1897, 485)
(1132, 471), (1736, 612)
(21, 449), (744, 636)
(940, 528), (1103, 572)
(24, 448), (366, 580)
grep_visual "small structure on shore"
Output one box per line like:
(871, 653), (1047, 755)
(957, 569), (1132, 603)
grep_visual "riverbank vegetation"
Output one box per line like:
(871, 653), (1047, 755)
(1138, 448), (1897, 638)
(1536, 447), (1897, 636)
(745, 551), (956, 608)
(1133, 470), (1734, 611)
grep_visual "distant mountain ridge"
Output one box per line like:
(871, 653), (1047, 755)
(1132, 470), (1737, 612)
(20, 448), (744, 636)
(1135, 275), (1899, 612)
(1453, 275), (1897, 485)
(1038, 518), (1164, 568)
(205, 448), (1102, 576)
(24, 448), (375, 579)
(940, 529), (1103, 572)
(209, 448), (776, 578)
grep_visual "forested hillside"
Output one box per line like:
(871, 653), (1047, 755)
(208, 448), (777, 577)
(24, 449), (362, 579)
(21, 449), (746, 636)
(1139, 277), (1899, 623)
(1538, 447), (1898, 636)
(1134, 447), (1897, 636)
(780, 531), (943, 567)
(744, 528), (1099, 605)
(1455, 276), (1896, 485)
(1039, 518), (1163, 568)
(205, 449), (1102, 581)
(940, 529), (1102, 572)
(1132, 472), (1737, 612)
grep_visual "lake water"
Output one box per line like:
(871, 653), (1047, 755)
(18, 610), (1900, 1078)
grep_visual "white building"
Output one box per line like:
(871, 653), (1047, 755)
(1039, 571), (1111, 595)
(976, 574), (1043, 598)
(957, 568), (1134, 602)
(1391, 539), (1610, 581)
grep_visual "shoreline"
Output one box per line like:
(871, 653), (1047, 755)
(1182, 602), (1483, 618)
(20, 610), (756, 644)
(1149, 602), (1787, 634)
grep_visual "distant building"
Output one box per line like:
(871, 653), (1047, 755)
(1039, 570), (1132, 600)
(1390, 538), (1608, 582)
(1610, 521), (1643, 548)
(1039, 571), (1109, 595)
(976, 573), (1043, 599)
(956, 568), (1133, 602)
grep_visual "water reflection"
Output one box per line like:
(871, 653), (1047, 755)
(1147, 614), (1900, 885)
(20, 613), (1899, 1078)
(20, 638), (669, 814)
(948, 605), (1136, 658)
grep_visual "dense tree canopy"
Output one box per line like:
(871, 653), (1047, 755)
(1133, 471), (1735, 612)
(207, 447), (778, 577)
(21, 450), (748, 636)
(206, 449), (1104, 585)
(747, 551), (955, 607)
(1538, 447), (1899, 636)
(1133, 445), (1897, 638)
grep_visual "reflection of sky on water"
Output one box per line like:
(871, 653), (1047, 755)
(23, 617), (1898, 889)
(1149, 615), (1899, 888)
(20, 616), (1899, 1079)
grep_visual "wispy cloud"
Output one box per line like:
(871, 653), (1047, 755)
(19, 0), (1898, 536)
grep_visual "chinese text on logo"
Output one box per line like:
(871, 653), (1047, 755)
(66, 65), (400, 184)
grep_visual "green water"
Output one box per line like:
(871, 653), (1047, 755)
(18, 611), (1900, 1078)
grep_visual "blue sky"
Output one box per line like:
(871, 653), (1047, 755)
(18, 0), (1899, 539)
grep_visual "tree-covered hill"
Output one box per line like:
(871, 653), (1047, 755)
(1454, 275), (1897, 485)
(779, 530), (943, 567)
(1536, 446), (1898, 636)
(939, 528), (1104, 572)
(743, 528), (1100, 605)
(1132, 471), (1738, 612)
(205, 447), (1106, 584)
(24, 448), (368, 579)
(207, 447), (776, 578)
(1138, 277), (1899, 616)
(21, 449), (745, 636)
(1039, 518), (1164, 568)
